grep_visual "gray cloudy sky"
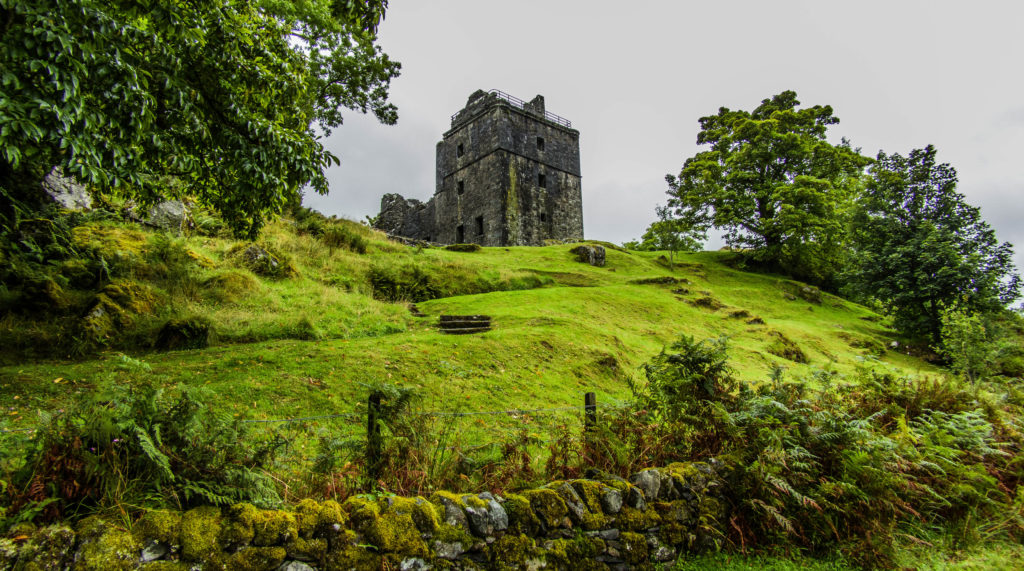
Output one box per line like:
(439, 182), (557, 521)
(304, 0), (1024, 269)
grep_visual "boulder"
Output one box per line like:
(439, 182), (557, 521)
(571, 244), (606, 267)
(42, 168), (92, 210)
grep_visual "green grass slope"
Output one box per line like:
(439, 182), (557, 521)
(0, 213), (935, 435)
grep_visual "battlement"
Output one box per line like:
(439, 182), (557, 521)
(450, 89), (573, 130)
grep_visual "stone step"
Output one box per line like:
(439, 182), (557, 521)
(440, 320), (493, 329)
(440, 326), (492, 335)
(439, 315), (490, 323)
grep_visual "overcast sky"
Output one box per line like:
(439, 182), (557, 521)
(304, 0), (1024, 270)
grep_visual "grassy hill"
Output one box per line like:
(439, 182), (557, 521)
(6, 210), (1024, 568)
(0, 211), (934, 434)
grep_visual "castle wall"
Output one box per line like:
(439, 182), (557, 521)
(376, 90), (583, 246)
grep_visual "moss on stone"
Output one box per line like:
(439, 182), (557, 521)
(81, 279), (160, 344)
(225, 546), (287, 571)
(180, 506), (224, 563)
(501, 493), (541, 536)
(520, 489), (567, 530)
(544, 536), (606, 569)
(429, 491), (467, 509)
(72, 223), (147, 261)
(220, 503), (258, 549)
(570, 480), (605, 514)
(579, 512), (609, 531)
(74, 516), (142, 571)
(619, 531), (649, 564)
(292, 536), (328, 562)
(4, 524), (76, 571)
(325, 544), (382, 570)
(410, 498), (441, 533)
(344, 495), (428, 556)
(295, 498), (346, 538)
(132, 509), (182, 546)
(250, 508), (298, 548)
(140, 562), (190, 571)
(489, 533), (537, 569)
(615, 506), (661, 532)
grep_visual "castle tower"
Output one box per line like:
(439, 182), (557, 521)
(374, 89), (583, 246)
(433, 90), (583, 246)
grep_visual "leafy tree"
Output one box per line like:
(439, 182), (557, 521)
(665, 91), (871, 284)
(0, 0), (399, 238)
(634, 204), (706, 268)
(936, 305), (993, 384)
(847, 145), (1020, 342)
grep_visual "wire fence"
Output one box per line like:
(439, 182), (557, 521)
(0, 391), (605, 490)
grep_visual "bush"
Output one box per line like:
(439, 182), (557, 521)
(4, 381), (284, 525)
(444, 243), (481, 253)
(321, 225), (367, 254)
(227, 242), (297, 279)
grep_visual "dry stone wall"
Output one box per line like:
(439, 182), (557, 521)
(0, 462), (725, 570)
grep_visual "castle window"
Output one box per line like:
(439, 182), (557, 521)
(456, 144), (464, 158)
(538, 173), (546, 188)
(457, 180), (464, 195)
(540, 212), (546, 222)
(537, 137), (545, 151)
(475, 216), (484, 235)
(456, 225), (464, 243)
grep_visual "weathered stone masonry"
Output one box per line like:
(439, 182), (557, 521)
(375, 90), (584, 246)
(0, 461), (726, 570)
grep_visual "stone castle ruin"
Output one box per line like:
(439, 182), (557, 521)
(374, 89), (584, 246)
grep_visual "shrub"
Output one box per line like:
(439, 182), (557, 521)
(226, 242), (297, 279)
(321, 225), (368, 254)
(444, 243), (481, 253)
(368, 263), (440, 302)
(765, 331), (808, 363)
(5, 381), (284, 525)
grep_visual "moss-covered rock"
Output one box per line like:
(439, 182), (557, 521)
(180, 506), (224, 564)
(74, 516), (142, 571)
(344, 495), (429, 556)
(619, 531), (650, 565)
(225, 546), (287, 571)
(3, 524), (76, 571)
(132, 509), (182, 547)
(501, 493), (541, 536)
(154, 316), (213, 350)
(139, 562), (190, 571)
(544, 536), (606, 569)
(615, 506), (661, 532)
(228, 243), (297, 279)
(488, 533), (538, 569)
(444, 243), (481, 252)
(295, 499), (346, 538)
(766, 330), (809, 363)
(80, 279), (159, 345)
(520, 489), (568, 531)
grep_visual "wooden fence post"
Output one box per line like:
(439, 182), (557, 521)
(585, 392), (596, 433)
(366, 391), (382, 483)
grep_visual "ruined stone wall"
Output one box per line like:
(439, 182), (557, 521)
(0, 462), (725, 570)
(374, 90), (584, 247)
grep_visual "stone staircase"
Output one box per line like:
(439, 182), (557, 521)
(438, 315), (492, 335)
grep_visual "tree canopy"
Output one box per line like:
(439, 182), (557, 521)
(629, 204), (705, 268)
(0, 0), (399, 237)
(666, 91), (871, 284)
(846, 145), (1020, 342)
